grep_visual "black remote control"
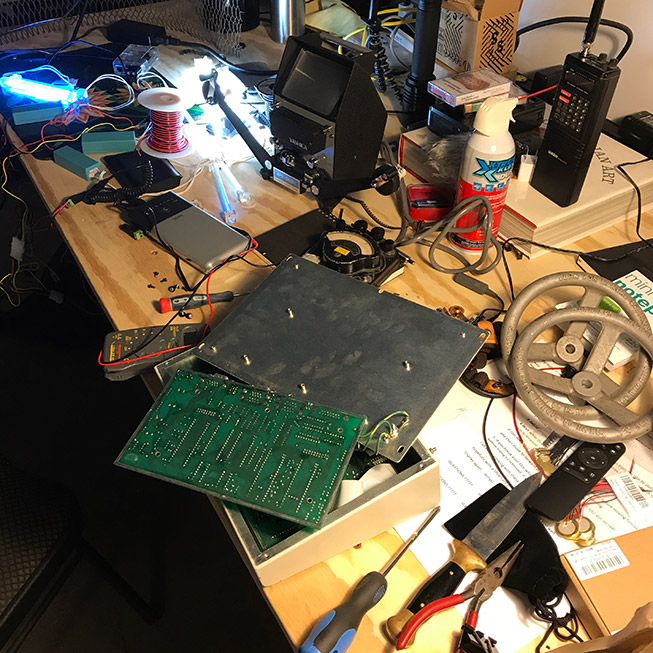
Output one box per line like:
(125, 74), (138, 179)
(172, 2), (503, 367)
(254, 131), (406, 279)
(525, 442), (626, 521)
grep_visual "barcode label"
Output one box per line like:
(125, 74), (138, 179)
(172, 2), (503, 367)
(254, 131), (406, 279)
(579, 555), (626, 577)
(620, 475), (647, 505)
(607, 472), (653, 528)
(566, 540), (629, 581)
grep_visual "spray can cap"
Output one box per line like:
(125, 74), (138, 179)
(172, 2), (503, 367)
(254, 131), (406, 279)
(473, 95), (518, 137)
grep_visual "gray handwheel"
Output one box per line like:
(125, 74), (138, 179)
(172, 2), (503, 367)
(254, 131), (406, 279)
(502, 271), (652, 419)
(511, 306), (653, 442)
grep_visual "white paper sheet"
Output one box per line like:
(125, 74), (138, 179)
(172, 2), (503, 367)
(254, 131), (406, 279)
(394, 378), (653, 652)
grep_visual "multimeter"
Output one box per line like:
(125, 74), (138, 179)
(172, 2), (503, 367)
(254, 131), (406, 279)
(101, 323), (205, 381)
(530, 51), (620, 207)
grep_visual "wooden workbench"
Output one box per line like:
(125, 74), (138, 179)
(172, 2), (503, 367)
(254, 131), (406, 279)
(5, 27), (652, 653)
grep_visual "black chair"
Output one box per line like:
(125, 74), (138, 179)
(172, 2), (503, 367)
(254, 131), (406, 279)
(0, 455), (165, 653)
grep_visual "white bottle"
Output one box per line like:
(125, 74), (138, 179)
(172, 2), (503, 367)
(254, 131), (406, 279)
(451, 95), (517, 250)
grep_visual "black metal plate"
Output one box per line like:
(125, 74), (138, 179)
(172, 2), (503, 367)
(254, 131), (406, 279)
(195, 256), (487, 461)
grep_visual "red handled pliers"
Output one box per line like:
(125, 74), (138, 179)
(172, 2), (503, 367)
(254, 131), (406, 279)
(396, 541), (523, 651)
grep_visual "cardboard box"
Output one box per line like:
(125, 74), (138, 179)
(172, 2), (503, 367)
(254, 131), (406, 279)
(561, 527), (653, 638)
(438, 0), (523, 75)
(428, 69), (511, 106)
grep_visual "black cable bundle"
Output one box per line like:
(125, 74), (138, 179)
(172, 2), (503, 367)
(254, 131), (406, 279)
(366, 22), (403, 102)
(81, 160), (154, 205)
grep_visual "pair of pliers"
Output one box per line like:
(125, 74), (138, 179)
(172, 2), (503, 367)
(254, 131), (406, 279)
(395, 541), (523, 651)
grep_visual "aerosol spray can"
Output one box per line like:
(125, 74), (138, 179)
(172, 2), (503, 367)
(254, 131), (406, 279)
(451, 95), (517, 250)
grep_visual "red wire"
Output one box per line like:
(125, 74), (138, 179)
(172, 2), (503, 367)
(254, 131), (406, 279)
(147, 110), (188, 154)
(202, 267), (218, 340)
(90, 109), (133, 125)
(201, 236), (260, 339)
(97, 344), (192, 367)
(517, 84), (558, 100)
(97, 236), (260, 369)
(51, 202), (68, 218)
(512, 394), (545, 474)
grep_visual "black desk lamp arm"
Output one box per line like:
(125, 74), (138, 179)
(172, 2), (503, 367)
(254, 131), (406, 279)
(201, 70), (273, 173)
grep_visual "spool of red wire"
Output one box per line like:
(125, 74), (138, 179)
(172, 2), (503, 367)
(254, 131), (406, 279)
(137, 88), (193, 159)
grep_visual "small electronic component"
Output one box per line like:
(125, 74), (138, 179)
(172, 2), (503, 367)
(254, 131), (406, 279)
(113, 44), (160, 80)
(53, 145), (101, 180)
(101, 323), (205, 381)
(555, 516), (596, 547)
(116, 371), (366, 526)
(82, 130), (136, 154)
(11, 101), (63, 126)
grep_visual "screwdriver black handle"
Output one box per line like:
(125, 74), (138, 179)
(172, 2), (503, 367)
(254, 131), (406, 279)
(300, 571), (387, 653)
(159, 292), (235, 313)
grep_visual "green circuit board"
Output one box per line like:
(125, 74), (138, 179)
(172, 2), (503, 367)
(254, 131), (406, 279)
(116, 370), (366, 527)
(238, 451), (393, 551)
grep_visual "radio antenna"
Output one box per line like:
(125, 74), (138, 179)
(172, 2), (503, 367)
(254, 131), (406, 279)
(581, 0), (606, 57)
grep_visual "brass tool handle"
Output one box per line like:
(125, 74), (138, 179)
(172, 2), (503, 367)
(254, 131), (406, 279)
(384, 540), (486, 644)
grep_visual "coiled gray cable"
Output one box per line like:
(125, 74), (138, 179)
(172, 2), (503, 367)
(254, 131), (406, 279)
(398, 194), (502, 275)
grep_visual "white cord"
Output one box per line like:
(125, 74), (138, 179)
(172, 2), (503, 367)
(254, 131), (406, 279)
(5, 64), (73, 85)
(389, 25), (412, 71)
(84, 73), (135, 111)
(141, 160), (209, 198)
(136, 71), (168, 89)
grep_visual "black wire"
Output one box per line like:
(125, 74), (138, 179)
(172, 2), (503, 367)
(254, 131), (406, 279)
(239, 256), (274, 268)
(474, 307), (506, 323)
(500, 171), (653, 301)
(144, 206), (193, 291)
(481, 399), (514, 488)
(380, 138), (414, 244)
(343, 195), (400, 230)
(101, 248), (251, 365)
(170, 40), (278, 76)
(534, 594), (583, 653)
(143, 230), (192, 291)
(515, 16), (633, 62)
(46, 39), (124, 69)
(0, 1), (83, 38)
(76, 24), (104, 41)
(69, 0), (90, 43)
(615, 158), (653, 251)
(501, 244), (517, 301)
(485, 288), (505, 313)
(101, 277), (208, 365)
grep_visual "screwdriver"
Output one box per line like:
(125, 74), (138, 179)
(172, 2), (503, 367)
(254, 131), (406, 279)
(158, 292), (243, 313)
(299, 505), (441, 653)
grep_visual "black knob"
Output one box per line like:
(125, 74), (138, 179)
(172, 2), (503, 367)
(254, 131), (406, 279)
(353, 220), (368, 231)
(370, 226), (385, 241)
(379, 239), (395, 253)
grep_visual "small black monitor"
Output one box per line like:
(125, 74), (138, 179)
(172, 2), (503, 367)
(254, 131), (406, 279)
(277, 48), (351, 118)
